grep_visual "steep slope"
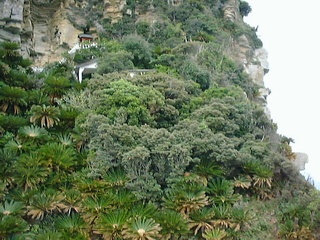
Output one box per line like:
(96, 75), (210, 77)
(0, 0), (318, 239)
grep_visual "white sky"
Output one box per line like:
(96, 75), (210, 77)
(244, 0), (320, 189)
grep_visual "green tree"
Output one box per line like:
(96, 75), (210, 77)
(97, 51), (134, 74)
(239, 1), (252, 17)
(122, 34), (153, 68)
(92, 79), (164, 126)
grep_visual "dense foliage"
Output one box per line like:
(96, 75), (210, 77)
(0, 0), (319, 239)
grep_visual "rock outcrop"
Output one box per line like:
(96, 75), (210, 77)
(0, 0), (24, 42)
(104, 0), (126, 23)
(0, 0), (128, 66)
(293, 153), (309, 171)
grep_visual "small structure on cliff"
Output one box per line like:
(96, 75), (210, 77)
(78, 34), (94, 43)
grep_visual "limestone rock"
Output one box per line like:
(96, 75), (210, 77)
(293, 152), (309, 171)
(0, 0), (24, 42)
(104, 0), (126, 23)
(223, 0), (242, 22)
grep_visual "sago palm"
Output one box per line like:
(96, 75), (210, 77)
(43, 76), (71, 103)
(129, 203), (157, 219)
(243, 160), (273, 189)
(29, 105), (60, 128)
(14, 153), (50, 191)
(111, 189), (137, 209)
(207, 178), (240, 205)
(252, 165), (273, 189)
(163, 183), (209, 216)
(212, 204), (232, 229)
(193, 159), (224, 186)
(0, 215), (29, 239)
(0, 85), (27, 114)
(56, 133), (73, 147)
(81, 194), (115, 225)
(17, 125), (49, 144)
(54, 213), (89, 239)
(103, 167), (129, 188)
(0, 148), (16, 187)
(0, 200), (25, 216)
(233, 175), (252, 190)
(188, 207), (215, 235)
(27, 189), (64, 220)
(58, 189), (83, 215)
(4, 139), (30, 153)
(38, 142), (77, 172)
(229, 207), (251, 232)
(122, 217), (161, 240)
(202, 228), (227, 240)
(154, 209), (190, 239)
(93, 209), (130, 240)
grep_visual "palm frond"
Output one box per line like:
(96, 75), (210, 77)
(122, 217), (161, 240)
(0, 200), (25, 216)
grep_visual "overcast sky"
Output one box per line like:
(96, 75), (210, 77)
(244, 0), (320, 189)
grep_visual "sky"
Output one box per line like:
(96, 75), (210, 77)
(244, 0), (320, 189)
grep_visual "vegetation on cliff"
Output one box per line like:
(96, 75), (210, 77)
(0, 0), (319, 239)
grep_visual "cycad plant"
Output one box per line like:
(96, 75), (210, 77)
(29, 105), (60, 128)
(4, 139), (30, 153)
(212, 204), (232, 229)
(0, 200), (25, 216)
(163, 181), (209, 217)
(27, 189), (64, 220)
(202, 228), (227, 240)
(229, 207), (251, 232)
(193, 159), (224, 186)
(43, 76), (71, 104)
(93, 209), (130, 240)
(0, 85), (27, 114)
(38, 142), (77, 172)
(233, 175), (252, 190)
(207, 178), (240, 205)
(0, 148), (16, 187)
(112, 189), (137, 209)
(154, 209), (190, 240)
(56, 133), (73, 147)
(129, 203), (157, 222)
(54, 213), (89, 239)
(122, 217), (161, 240)
(0, 215), (29, 239)
(103, 167), (129, 189)
(242, 160), (273, 199)
(81, 194), (115, 225)
(243, 160), (273, 188)
(14, 153), (50, 191)
(17, 125), (49, 144)
(58, 189), (83, 215)
(188, 207), (215, 236)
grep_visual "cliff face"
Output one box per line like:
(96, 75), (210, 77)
(0, 0), (127, 65)
(0, 0), (273, 124)
(0, 0), (266, 80)
(0, 0), (269, 111)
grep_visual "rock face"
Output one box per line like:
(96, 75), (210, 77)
(223, 0), (242, 22)
(0, 0), (24, 42)
(104, 0), (126, 23)
(293, 153), (309, 171)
